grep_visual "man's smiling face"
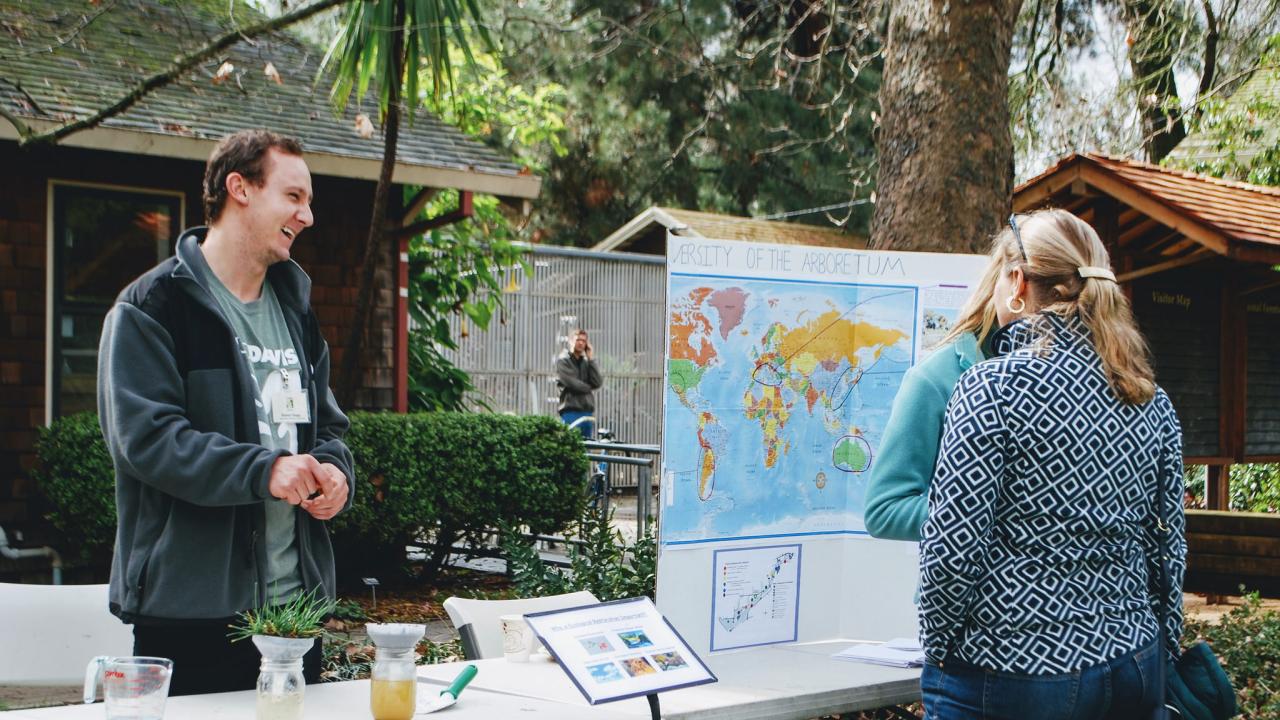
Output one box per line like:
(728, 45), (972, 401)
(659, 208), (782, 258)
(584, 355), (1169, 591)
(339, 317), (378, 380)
(243, 148), (313, 265)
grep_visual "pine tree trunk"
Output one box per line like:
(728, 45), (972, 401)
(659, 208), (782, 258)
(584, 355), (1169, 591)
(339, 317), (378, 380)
(872, 0), (1023, 254)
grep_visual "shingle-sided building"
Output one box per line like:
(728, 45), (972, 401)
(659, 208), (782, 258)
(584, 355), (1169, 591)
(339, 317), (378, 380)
(0, 0), (539, 538)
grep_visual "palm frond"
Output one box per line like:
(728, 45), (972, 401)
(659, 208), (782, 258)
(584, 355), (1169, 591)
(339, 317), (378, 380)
(319, 0), (494, 123)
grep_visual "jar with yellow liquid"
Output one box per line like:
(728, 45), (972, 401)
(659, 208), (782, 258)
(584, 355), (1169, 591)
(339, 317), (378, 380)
(366, 623), (426, 720)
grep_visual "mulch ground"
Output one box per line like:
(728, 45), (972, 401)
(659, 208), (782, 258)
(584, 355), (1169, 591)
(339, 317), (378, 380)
(328, 567), (514, 630)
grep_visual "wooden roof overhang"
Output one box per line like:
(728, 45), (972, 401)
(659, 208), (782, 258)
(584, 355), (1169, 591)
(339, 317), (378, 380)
(1016, 154), (1280, 283)
(1015, 154), (1280, 508)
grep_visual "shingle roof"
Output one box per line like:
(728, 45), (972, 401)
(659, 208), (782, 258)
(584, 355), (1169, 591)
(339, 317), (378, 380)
(593, 206), (865, 253)
(1015, 152), (1280, 262)
(0, 0), (539, 197)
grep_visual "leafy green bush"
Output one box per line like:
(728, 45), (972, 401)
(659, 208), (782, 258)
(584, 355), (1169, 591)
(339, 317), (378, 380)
(501, 505), (656, 602)
(32, 411), (588, 577)
(332, 411), (588, 580)
(1225, 464), (1280, 514)
(1184, 464), (1280, 513)
(30, 412), (115, 563)
(1183, 592), (1280, 719)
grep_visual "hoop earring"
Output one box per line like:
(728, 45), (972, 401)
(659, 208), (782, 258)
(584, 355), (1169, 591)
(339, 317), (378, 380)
(1006, 296), (1026, 314)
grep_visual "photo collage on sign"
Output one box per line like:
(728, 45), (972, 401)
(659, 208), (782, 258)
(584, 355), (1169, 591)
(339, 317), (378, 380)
(582, 628), (690, 684)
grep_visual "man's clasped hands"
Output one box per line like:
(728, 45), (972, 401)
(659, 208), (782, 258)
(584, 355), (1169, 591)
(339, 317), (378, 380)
(269, 455), (349, 520)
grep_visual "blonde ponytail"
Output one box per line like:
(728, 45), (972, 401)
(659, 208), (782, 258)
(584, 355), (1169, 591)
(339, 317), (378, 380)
(1017, 209), (1156, 405)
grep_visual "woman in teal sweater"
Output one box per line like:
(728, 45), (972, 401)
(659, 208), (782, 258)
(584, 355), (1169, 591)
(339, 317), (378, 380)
(863, 235), (1007, 541)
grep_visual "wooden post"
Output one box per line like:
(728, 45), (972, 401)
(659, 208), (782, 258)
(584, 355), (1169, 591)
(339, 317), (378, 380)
(394, 235), (409, 414)
(1213, 277), (1245, 510)
(1206, 464), (1230, 511)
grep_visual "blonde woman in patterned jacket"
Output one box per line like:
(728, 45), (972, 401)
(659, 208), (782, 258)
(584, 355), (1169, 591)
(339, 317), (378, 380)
(918, 209), (1186, 720)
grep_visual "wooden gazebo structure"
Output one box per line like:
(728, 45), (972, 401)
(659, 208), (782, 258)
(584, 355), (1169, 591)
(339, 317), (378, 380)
(1015, 153), (1280, 594)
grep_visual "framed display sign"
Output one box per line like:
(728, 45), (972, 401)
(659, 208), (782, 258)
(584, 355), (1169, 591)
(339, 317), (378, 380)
(524, 596), (717, 704)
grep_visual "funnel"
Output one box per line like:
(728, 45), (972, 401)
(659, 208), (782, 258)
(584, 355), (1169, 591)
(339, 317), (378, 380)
(366, 623), (426, 651)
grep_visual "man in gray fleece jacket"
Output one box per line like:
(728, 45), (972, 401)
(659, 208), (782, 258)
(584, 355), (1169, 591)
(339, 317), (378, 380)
(555, 329), (603, 437)
(97, 130), (354, 695)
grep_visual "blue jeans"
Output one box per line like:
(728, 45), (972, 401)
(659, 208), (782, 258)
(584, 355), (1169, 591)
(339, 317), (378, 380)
(921, 642), (1160, 720)
(560, 410), (595, 440)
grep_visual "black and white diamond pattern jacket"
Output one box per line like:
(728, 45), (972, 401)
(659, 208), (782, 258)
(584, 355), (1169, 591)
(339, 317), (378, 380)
(918, 312), (1186, 675)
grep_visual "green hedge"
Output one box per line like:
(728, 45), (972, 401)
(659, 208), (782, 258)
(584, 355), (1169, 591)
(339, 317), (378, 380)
(31, 412), (115, 563)
(33, 411), (588, 577)
(333, 411), (588, 579)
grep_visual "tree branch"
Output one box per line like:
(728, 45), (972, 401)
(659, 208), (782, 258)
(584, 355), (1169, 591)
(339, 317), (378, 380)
(14, 0), (353, 147)
(0, 76), (44, 139)
(1124, 61), (1279, 159)
(0, 103), (31, 139)
(0, 0), (120, 61)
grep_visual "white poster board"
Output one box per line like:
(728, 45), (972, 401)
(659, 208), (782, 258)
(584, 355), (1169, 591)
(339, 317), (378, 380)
(657, 234), (987, 654)
(525, 596), (716, 704)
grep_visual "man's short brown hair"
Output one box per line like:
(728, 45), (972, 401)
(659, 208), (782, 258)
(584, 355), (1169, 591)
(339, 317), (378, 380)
(203, 130), (304, 223)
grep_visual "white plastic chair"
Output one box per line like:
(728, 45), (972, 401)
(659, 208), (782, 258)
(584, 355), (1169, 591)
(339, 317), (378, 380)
(442, 591), (599, 660)
(0, 583), (134, 684)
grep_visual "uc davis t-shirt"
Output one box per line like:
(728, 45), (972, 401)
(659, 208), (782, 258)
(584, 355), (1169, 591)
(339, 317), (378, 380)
(201, 260), (304, 605)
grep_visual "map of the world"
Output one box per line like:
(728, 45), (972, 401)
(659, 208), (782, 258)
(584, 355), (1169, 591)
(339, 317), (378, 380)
(662, 275), (917, 545)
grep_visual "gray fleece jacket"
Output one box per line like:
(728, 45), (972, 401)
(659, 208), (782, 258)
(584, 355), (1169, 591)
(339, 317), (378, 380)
(97, 228), (354, 624)
(555, 350), (602, 413)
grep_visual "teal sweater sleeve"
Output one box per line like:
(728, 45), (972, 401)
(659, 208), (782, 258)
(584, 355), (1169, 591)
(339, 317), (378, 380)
(864, 365), (950, 541)
(864, 336), (979, 541)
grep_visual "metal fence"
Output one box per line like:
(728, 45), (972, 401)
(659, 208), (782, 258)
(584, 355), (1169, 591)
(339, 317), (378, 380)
(444, 245), (666, 486)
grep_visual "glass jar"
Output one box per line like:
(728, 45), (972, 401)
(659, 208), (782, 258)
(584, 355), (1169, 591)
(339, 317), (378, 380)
(366, 623), (425, 720)
(251, 635), (311, 720)
(370, 646), (417, 720)
(256, 657), (304, 720)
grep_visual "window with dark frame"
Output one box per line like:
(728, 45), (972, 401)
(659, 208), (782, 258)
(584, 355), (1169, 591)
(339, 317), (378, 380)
(52, 184), (181, 419)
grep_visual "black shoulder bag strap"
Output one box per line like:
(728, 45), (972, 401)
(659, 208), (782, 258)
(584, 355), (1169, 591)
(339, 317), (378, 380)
(1151, 461), (1174, 720)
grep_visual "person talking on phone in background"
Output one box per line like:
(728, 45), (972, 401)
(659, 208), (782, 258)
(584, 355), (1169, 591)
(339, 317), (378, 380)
(555, 329), (602, 438)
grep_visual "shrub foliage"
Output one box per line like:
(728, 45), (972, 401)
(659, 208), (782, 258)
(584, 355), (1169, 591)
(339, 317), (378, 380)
(501, 505), (656, 602)
(1183, 592), (1280, 719)
(32, 411), (588, 578)
(31, 412), (115, 563)
(1185, 464), (1280, 513)
(333, 411), (588, 579)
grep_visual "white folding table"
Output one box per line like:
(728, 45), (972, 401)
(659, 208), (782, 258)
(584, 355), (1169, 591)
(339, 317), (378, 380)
(1, 678), (637, 719)
(416, 640), (921, 720)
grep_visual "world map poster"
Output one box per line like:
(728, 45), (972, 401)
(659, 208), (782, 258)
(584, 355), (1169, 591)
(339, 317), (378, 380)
(661, 237), (984, 546)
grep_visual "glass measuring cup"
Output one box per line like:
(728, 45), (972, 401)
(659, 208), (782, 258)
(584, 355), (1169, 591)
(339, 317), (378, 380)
(83, 656), (173, 720)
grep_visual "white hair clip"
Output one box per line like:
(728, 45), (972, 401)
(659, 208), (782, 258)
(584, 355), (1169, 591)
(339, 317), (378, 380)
(1077, 266), (1117, 282)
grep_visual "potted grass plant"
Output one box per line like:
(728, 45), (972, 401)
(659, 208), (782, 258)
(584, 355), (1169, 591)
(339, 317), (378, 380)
(228, 589), (332, 720)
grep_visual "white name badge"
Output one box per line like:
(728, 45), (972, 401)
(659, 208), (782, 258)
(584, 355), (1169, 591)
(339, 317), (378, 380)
(272, 390), (311, 424)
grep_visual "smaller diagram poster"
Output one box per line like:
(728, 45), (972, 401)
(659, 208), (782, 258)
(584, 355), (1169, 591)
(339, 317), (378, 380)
(711, 544), (801, 651)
